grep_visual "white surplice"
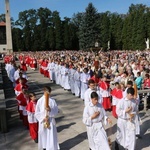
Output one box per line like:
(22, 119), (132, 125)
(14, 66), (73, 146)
(84, 88), (102, 106)
(35, 95), (60, 150)
(69, 68), (76, 94)
(116, 98), (138, 150)
(54, 64), (59, 84)
(74, 70), (81, 97)
(83, 102), (110, 150)
(80, 72), (90, 99)
(63, 68), (71, 90)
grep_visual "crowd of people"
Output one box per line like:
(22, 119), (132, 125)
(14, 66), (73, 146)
(4, 50), (150, 150)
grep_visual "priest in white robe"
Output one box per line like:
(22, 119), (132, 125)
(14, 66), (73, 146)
(83, 92), (111, 150)
(35, 86), (60, 150)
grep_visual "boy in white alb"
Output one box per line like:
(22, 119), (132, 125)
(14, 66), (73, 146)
(83, 92), (112, 150)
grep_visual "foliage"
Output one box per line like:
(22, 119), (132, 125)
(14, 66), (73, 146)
(1, 3), (150, 51)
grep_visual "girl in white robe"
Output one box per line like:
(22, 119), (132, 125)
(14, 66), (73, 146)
(83, 92), (112, 150)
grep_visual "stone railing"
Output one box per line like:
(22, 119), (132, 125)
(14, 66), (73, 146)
(138, 89), (150, 112)
(0, 63), (7, 133)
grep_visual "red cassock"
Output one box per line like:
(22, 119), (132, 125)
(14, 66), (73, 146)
(39, 59), (43, 74)
(19, 55), (23, 61)
(40, 60), (44, 74)
(43, 61), (49, 78)
(25, 56), (30, 67)
(111, 88), (123, 118)
(4, 56), (10, 64)
(99, 81), (111, 110)
(20, 60), (27, 71)
(29, 58), (33, 68)
(94, 60), (99, 70)
(16, 93), (29, 127)
(90, 76), (100, 84)
(30, 59), (37, 69)
(16, 77), (27, 85)
(14, 83), (28, 92)
(14, 83), (28, 96)
(111, 88), (123, 99)
(26, 101), (38, 140)
(16, 93), (28, 106)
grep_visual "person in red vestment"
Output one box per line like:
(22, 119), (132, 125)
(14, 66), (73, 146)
(111, 82), (123, 118)
(99, 76), (111, 110)
(20, 58), (27, 72)
(43, 59), (49, 77)
(143, 73), (150, 89)
(15, 72), (28, 85)
(26, 92), (38, 143)
(14, 78), (28, 96)
(94, 58), (99, 70)
(41, 59), (47, 75)
(39, 58), (44, 74)
(30, 57), (37, 70)
(25, 56), (30, 67)
(90, 72), (100, 86)
(16, 89), (29, 127)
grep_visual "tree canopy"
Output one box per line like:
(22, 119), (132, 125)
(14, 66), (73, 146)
(0, 3), (150, 51)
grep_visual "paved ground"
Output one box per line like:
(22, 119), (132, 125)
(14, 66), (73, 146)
(0, 65), (150, 150)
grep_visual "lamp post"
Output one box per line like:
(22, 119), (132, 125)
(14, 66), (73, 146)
(5, 0), (13, 54)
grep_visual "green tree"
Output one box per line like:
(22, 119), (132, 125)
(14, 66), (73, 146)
(37, 7), (52, 50)
(98, 12), (110, 50)
(62, 17), (72, 49)
(0, 14), (5, 22)
(15, 9), (37, 51)
(32, 25), (40, 51)
(12, 28), (24, 51)
(110, 13), (123, 49)
(79, 3), (99, 49)
(47, 26), (55, 50)
(146, 7), (150, 45)
(122, 4), (147, 50)
(52, 11), (63, 50)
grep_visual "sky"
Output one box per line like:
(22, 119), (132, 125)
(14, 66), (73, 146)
(0, 0), (150, 21)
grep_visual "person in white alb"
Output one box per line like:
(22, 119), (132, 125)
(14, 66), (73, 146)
(83, 92), (112, 150)
(80, 68), (90, 99)
(74, 67), (81, 97)
(35, 86), (60, 150)
(115, 87), (138, 150)
(84, 79), (102, 106)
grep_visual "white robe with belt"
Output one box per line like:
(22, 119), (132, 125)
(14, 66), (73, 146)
(116, 98), (138, 150)
(74, 70), (81, 97)
(35, 95), (60, 150)
(83, 102), (110, 150)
